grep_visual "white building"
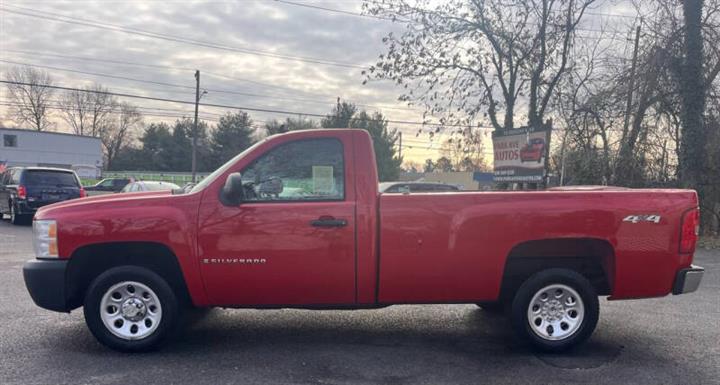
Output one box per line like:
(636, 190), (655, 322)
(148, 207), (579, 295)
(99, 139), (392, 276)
(0, 128), (102, 178)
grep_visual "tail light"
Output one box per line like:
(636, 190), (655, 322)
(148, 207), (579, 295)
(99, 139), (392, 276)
(679, 208), (700, 254)
(17, 185), (27, 200)
(79, 187), (86, 198)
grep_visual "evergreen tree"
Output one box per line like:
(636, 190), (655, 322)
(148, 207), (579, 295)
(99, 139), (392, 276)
(435, 157), (454, 172)
(321, 101), (402, 181)
(210, 112), (256, 169)
(321, 101), (356, 128)
(265, 116), (317, 136)
(139, 123), (173, 171)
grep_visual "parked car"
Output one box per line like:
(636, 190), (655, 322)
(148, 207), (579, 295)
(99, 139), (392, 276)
(120, 181), (180, 193)
(23, 129), (703, 353)
(379, 181), (460, 193)
(520, 137), (546, 163)
(0, 167), (85, 225)
(84, 178), (132, 195)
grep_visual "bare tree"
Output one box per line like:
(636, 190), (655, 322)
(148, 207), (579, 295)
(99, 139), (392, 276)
(100, 102), (142, 170)
(87, 85), (117, 137)
(59, 88), (91, 136)
(554, 30), (623, 185)
(679, 0), (706, 189)
(439, 128), (488, 171)
(632, 0), (720, 227)
(4, 66), (55, 131)
(59, 84), (117, 137)
(364, 0), (594, 134)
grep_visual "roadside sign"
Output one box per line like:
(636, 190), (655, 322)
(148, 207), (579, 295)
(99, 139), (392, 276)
(492, 126), (551, 182)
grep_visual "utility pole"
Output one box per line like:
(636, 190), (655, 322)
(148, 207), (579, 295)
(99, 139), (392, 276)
(541, 119), (553, 190)
(398, 131), (402, 159)
(622, 21), (642, 140)
(192, 70), (200, 183)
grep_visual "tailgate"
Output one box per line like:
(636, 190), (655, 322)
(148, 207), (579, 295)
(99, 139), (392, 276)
(23, 170), (81, 207)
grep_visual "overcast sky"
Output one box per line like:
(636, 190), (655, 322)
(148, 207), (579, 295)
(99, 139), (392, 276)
(0, 0), (637, 164)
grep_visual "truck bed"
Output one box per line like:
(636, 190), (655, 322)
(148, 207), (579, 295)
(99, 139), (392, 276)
(377, 189), (697, 303)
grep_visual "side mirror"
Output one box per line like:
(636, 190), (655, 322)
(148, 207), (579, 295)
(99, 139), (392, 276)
(220, 172), (245, 206)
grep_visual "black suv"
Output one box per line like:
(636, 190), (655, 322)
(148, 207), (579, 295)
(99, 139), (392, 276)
(0, 167), (85, 225)
(84, 177), (131, 194)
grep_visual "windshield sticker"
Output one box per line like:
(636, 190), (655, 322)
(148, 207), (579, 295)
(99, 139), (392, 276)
(312, 166), (334, 194)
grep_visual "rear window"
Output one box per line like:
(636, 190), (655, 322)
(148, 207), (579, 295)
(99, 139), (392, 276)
(23, 170), (79, 187)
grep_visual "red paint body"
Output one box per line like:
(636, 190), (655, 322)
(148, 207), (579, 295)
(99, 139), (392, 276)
(36, 129), (699, 307)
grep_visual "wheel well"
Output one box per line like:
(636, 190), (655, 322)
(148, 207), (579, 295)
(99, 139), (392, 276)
(499, 238), (615, 301)
(65, 242), (191, 310)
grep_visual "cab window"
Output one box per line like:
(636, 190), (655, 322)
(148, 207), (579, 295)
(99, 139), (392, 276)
(99, 179), (115, 188)
(241, 138), (344, 202)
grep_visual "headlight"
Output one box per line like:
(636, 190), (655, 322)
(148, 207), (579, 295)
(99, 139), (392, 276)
(33, 220), (58, 259)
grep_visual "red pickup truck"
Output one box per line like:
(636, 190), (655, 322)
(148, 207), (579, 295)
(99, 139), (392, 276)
(23, 129), (704, 353)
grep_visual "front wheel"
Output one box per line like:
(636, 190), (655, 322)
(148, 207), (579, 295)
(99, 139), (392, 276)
(83, 266), (180, 352)
(511, 268), (599, 352)
(475, 302), (506, 314)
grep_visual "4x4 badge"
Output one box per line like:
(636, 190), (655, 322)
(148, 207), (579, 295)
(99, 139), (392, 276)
(622, 215), (661, 224)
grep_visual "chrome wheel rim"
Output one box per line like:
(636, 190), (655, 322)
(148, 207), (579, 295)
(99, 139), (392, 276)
(100, 281), (162, 340)
(527, 284), (584, 341)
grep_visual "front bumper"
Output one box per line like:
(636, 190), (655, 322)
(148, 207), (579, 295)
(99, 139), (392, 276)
(22, 259), (70, 312)
(672, 265), (704, 295)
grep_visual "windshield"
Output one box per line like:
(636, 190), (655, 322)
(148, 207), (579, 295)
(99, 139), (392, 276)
(145, 182), (179, 191)
(189, 138), (268, 194)
(378, 182), (394, 192)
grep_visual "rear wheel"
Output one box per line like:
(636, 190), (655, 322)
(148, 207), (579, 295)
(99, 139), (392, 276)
(84, 266), (180, 352)
(511, 268), (599, 352)
(9, 203), (28, 225)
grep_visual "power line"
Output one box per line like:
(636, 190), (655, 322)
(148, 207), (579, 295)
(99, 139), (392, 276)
(1, 79), (493, 129)
(0, 59), (197, 91)
(274, 0), (391, 21)
(2, 49), (195, 72)
(0, 96), (225, 118)
(366, 0), (639, 20)
(0, 4), (366, 70)
(0, 101), (221, 122)
(277, 0), (635, 38)
(1, 57), (418, 113)
(0, 98), (220, 118)
(3, 49), (352, 99)
(279, 0), (638, 21)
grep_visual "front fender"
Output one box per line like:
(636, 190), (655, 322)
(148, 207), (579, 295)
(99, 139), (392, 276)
(35, 192), (208, 306)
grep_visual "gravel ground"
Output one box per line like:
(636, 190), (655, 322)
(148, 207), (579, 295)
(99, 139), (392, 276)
(0, 218), (718, 385)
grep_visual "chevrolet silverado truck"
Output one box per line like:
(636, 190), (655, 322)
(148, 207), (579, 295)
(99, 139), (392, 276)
(22, 129), (704, 352)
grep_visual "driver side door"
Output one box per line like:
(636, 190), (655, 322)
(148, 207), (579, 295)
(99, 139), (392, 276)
(197, 137), (357, 306)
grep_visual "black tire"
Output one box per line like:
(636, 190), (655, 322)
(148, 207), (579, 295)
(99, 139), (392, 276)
(185, 306), (215, 327)
(83, 266), (180, 352)
(9, 202), (28, 225)
(475, 302), (506, 314)
(511, 268), (599, 352)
